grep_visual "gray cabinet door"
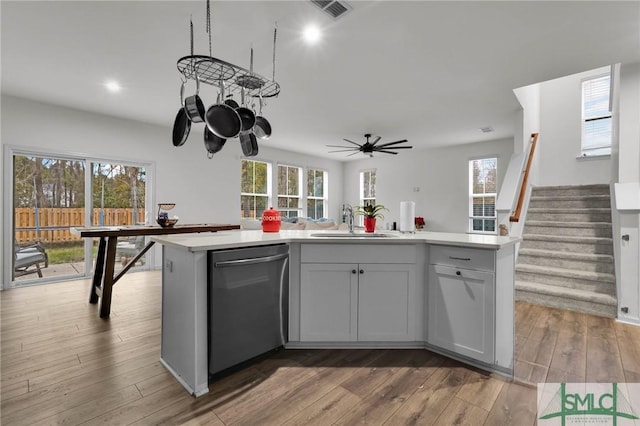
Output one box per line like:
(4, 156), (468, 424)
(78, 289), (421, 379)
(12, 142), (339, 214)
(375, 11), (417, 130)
(300, 263), (358, 341)
(428, 264), (495, 363)
(358, 263), (416, 341)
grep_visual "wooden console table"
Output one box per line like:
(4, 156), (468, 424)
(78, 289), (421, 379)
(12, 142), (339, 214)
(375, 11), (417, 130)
(71, 224), (240, 318)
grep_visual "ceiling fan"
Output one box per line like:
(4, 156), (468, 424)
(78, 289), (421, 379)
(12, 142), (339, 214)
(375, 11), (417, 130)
(327, 133), (412, 157)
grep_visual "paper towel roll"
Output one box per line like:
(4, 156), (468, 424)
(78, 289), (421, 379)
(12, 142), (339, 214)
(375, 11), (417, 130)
(399, 201), (415, 233)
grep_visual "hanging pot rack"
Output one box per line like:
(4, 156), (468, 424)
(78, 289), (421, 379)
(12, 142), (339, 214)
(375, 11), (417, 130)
(176, 55), (281, 98)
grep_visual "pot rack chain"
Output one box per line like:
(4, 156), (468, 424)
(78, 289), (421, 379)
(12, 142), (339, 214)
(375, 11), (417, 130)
(177, 3), (280, 99)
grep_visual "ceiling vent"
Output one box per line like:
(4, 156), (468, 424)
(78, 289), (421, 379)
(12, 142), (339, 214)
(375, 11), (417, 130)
(310, 0), (352, 19)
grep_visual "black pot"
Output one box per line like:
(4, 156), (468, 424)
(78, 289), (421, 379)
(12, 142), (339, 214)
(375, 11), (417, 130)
(204, 127), (226, 158)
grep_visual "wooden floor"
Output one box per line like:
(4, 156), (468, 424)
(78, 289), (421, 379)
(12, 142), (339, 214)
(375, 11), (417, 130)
(2, 271), (640, 425)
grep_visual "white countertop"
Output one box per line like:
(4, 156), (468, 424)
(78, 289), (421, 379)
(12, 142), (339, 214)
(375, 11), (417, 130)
(151, 229), (519, 252)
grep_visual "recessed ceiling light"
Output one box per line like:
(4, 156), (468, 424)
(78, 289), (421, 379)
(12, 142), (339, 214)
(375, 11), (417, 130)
(104, 80), (122, 93)
(303, 24), (321, 44)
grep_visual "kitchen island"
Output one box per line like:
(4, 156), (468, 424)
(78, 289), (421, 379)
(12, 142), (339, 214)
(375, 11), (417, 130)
(152, 229), (518, 396)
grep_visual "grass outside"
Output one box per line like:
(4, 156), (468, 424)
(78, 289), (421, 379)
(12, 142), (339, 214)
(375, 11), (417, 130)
(46, 243), (98, 265)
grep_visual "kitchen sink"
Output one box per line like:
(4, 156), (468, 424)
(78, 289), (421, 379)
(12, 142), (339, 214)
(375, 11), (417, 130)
(309, 232), (396, 238)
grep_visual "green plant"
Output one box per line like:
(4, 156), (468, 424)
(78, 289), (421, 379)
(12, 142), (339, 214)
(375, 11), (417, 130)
(354, 204), (388, 219)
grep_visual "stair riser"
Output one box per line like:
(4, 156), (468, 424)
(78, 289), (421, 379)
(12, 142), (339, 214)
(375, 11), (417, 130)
(521, 239), (614, 255)
(516, 271), (615, 293)
(527, 212), (611, 222)
(523, 225), (612, 238)
(529, 199), (611, 209)
(518, 254), (615, 274)
(515, 290), (617, 318)
(532, 187), (610, 197)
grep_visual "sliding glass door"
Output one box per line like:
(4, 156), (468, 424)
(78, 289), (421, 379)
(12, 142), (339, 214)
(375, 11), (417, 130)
(7, 148), (152, 287)
(12, 154), (86, 284)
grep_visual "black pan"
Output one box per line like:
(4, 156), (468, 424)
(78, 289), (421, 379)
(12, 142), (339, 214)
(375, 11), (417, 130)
(254, 96), (271, 139)
(205, 82), (242, 139)
(184, 74), (205, 123)
(172, 107), (191, 147)
(239, 132), (255, 156)
(250, 133), (259, 156)
(204, 127), (226, 158)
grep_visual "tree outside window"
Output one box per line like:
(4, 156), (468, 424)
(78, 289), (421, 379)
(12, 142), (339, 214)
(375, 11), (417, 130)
(307, 169), (327, 219)
(360, 169), (376, 207)
(277, 165), (302, 218)
(241, 160), (270, 219)
(469, 158), (497, 234)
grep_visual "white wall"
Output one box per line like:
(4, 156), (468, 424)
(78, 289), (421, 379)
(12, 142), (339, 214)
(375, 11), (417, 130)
(614, 62), (640, 325)
(618, 62), (640, 184)
(1, 95), (343, 281)
(342, 138), (513, 233)
(534, 66), (613, 187)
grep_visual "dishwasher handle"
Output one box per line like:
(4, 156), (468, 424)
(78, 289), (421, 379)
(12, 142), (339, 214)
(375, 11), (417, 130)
(214, 252), (289, 268)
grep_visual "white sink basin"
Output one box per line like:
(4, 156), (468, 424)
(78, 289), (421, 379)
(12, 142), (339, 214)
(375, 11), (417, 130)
(309, 232), (396, 238)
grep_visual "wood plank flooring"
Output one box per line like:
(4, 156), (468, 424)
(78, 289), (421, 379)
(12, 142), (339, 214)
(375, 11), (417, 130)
(2, 271), (639, 425)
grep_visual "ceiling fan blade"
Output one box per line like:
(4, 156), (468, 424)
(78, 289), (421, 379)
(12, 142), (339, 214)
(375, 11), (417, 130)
(377, 150), (399, 155)
(375, 139), (409, 148)
(326, 145), (358, 148)
(346, 151), (361, 157)
(329, 149), (360, 153)
(370, 136), (382, 146)
(375, 145), (413, 150)
(343, 138), (362, 147)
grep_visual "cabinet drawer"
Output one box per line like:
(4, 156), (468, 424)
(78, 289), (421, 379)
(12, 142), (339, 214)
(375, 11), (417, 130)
(301, 244), (416, 264)
(429, 245), (495, 271)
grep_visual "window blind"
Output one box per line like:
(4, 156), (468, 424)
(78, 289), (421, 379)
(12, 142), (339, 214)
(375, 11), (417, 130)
(582, 74), (612, 155)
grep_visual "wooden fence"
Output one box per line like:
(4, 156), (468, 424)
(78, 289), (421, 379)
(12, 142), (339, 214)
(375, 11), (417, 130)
(14, 208), (146, 243)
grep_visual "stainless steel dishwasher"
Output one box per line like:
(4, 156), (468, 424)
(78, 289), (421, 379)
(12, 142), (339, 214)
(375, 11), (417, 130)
(208, 244), (289, 376)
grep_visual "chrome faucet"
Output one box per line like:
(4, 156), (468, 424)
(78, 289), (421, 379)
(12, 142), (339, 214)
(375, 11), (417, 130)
(342, 204), (354, 233)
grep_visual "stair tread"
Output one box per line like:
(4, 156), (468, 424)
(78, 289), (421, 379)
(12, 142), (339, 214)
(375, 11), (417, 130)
(516, 263), (615, 282)
(515, 280), (617, 305)
(518, 248), (613, 262)
(530, 195), (610, 201)
(523, 234), (613, 244)
(528, 207), (611, 213)
(524, 221), (612, 228)
(532, 184), (609, 191)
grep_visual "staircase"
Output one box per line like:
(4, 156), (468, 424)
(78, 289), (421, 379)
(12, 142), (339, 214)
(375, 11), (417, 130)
(515, 184), (617, 318)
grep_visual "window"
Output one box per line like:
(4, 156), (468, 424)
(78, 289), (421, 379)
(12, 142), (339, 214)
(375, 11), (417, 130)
(307, 168), (327, 219)
(277, 165), (302, 218)
(581, 73), (612, 156)
(469, 158), (497, 234)
(241, 159), (270, 219)
(360, 170), (376, 207)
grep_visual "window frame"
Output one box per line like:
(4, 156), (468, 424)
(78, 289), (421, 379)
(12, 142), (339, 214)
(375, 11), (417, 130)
(580, 72), (612, 157)
(276, 164), (303, 218)
(359, 169), (377, 225)
(468, 157), (497, 235)
(240, 159), (272, 219)
(306, 168), (328, 219)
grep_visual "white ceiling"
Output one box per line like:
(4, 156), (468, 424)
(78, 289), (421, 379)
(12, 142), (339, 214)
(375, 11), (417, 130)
(2, 1), (639, 160)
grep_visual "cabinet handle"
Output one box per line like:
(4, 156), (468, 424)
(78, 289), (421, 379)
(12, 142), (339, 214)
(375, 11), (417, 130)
(449, 256), (471, 261)
(359, 269), (364, 274)
(456, 270), (461, 276)
(352, 269), (357, 274)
